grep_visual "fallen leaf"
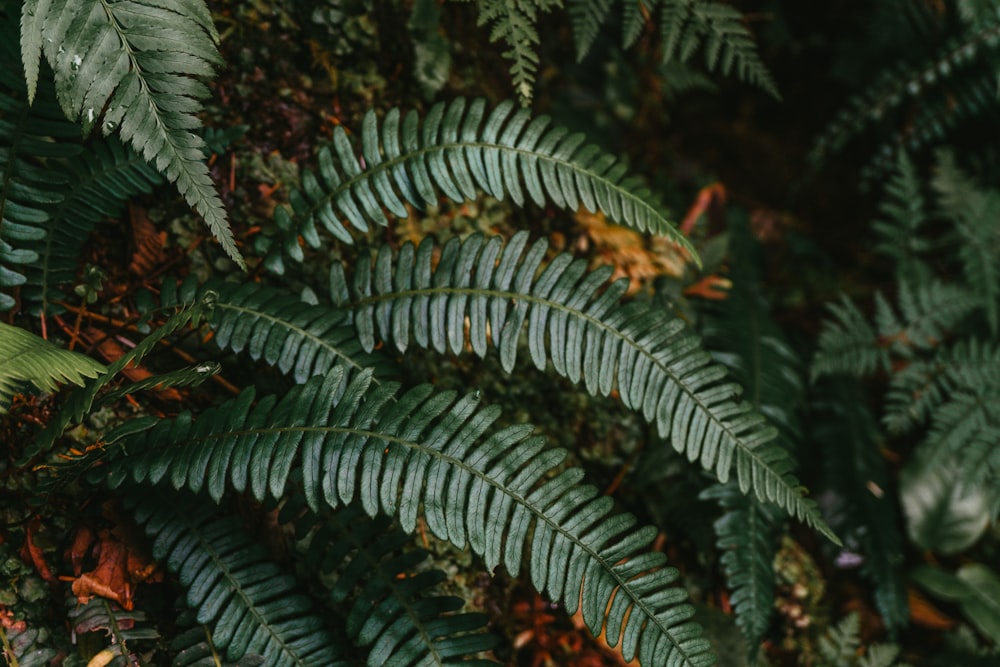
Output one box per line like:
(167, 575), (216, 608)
(71, 527), (160, 611)
(19, 517), (57, 583)
(679, 182), (726, 236)
(128, 203), (167, 276)
(683, 274), (732, 300)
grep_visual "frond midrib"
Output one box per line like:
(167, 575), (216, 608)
(148, 423), (703, 665)
(189, 518), (313, 667)
(306, 140), (670, 236)
(353, 285), (797, 512)
(214, 301), (371, 375)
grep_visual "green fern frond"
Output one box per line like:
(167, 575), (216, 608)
(130, 492), (347, 666)
(700, 482), (780, 654)
(338, 232), (836, 542)
(22, 293), (215, 461)
(284, 502), (499, 665)
(818, 612), (910, 667)
(472, 0), (559, 105)
(103, 368), (718, 667)
(568, 0), (615, 61)
(149, 277), (389, 383)
(813, 380), (910, 635)
(812, 295), (887, 380)
(0, 21), (82, 312)
(67, 598), (159, 666)
(874, 279), (979, 356)
(0, 322), (106, 414)
(659, 0), (779, 98)
(170, 609), (266, 667)
(0, 620), (58, 667)
(622, 0), (646, 48)
(21, 138), (164, 316)
(932, 150), (1000, 335)
(873, 152), (931, 283)
(290, 98), (698, 265)
(22, 0), (243, 268)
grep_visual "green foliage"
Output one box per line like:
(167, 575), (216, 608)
(67, 598), (159, 666)
(912, 564), (1000, 645)
(0, 321), (106, 414)
(0, 623), (57, 667)
(817, 613), (911, 667)
(19, 0), (242, 267)
(288, 98), (698, 263)
(339, 232), (835, 542)
(98, 368), (716, 666)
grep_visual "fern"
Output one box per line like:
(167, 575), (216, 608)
(289, 98), (698, 264)
(818, 612), (910, 667)
(67, 598), (159, 666)
(812, 295), (886, 380)
(658, 0), (779, 98)
(97, 368), (718, 667)
(148, 277), (390, 384)
(0, 16), (81, 312)
(874, 279), (979, 356)
(130, 492), (346, 666)
(21, 137), (164, 317)
(283, 502), (499, 665)
(813, 380), (909, 635)
(932, 150), (1000, 336)
(20, 0), (243, 267)
(170, 608), (266, 667)
(873, 152), (931, 284)
(568, 0), (615, 61)
(0, 621), (58, 667)
(0, 321), (106, 414)
(337, 232), (836, 541)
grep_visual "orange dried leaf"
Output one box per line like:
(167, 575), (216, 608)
(679, 182), (726, 236)
(19, 517), (56, 583)
(684, 275), (732, 300)
(128, 203), (167, 276)
(908, 587), (957, 630)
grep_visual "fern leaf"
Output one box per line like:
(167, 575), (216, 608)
(622, 0), (647, 48)
(341, 232), (837, 542)
(67, 598), (159, 665)
(0, 322), (106, 414)
(149, 276), (389, 383)
(130, 492), (347, 666)
(473, 0), (559, 104)
(284, 502), (499, 665)
(818, 612), (861, 667)
(0, 620), (58, 667)
(568, 0), (615, 61)
(21, 138), (164, 316)
(660, 0), (779, 98)
(700, 482), (780, 654)
(932, 150), (1000, 336)
(873, 152), (931, 283)
(290, 98), (699, 265)
(813, 381), (910, 635)
(21, 293), (214, 461)
(25, 0), (243, 267)
(0, 21), (82, 312)
(104, 368), (718, 667)
(812, 295), (887, 380)
(877, 279), (979, 355)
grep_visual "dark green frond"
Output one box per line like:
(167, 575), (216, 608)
(568, 0), (615, 61)
(170, 609), (266, 667)
(22, 293), (215, 461)
(130, 492), (347, 666)
(67, 598), (159, 666)
(659, 1), (779, 98)
(875, 279), (979, 356)
(24, 0), (241, 267)
(819, 613), (861, 666)
(0, 20), (81, 312)
(812, 295), (887, 380)
(340, 232), (836, 542)
(873, 152), (931, 283)
(149, 277), (390, 383)
(932, 150), (1000, 335)
(812, 380), (910, 635)
(0, 621), (58, 667)
(103, 368), (718, 667)
(0, 321), (106, 414)
(284, 503), (499, 665)
(473, 0), (557, 104)
(21, 138), (164, 316)
(289, 98), (698, 264)
(700, 482), (780, 655)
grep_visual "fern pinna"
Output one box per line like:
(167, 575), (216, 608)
(335, 231), (836, 543)
(91, 367), (716, 667)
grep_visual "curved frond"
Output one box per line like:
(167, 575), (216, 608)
(812, 295), (887, 380)
(0, 620), (58, 667)
(102, 369), (718, 667)
(699, 482), (780, 654)
(150, 276), (390, 383)
(284, 502), (499, 665)
(0, 18), (81, 312)
(290, 98), (698, 264)
(340, 232), (836, 542)
(130, 492), (346, 666)
(875, 279), (979, 355)
(0, 321), (106, 414)
(22, 137), (164, 316)
(24, 0), (242, 267)
(873, 152), (931, 284)
(67, 598), (159, 667)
